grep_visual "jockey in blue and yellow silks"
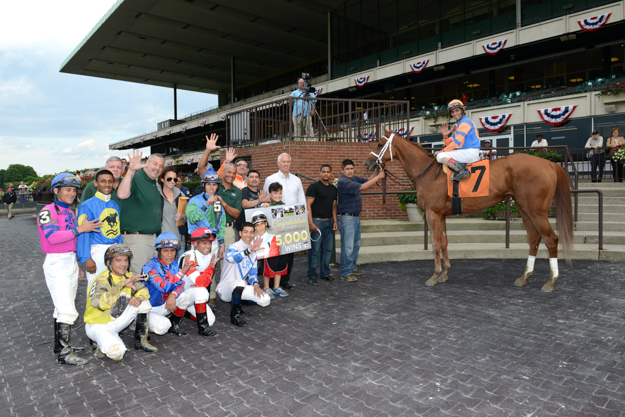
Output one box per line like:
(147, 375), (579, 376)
(435, 99), (481, 181)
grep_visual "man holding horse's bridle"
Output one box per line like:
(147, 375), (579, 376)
(435, 99), (481, 181)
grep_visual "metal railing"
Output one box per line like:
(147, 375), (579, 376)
(225, 97), (410, 146)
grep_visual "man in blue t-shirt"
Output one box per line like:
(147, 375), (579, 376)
(336, 159), (384, 282)
(290, 77), (316, 139)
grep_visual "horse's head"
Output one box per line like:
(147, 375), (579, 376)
(364, 127), (394, 171)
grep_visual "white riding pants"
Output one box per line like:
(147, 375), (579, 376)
(85, 300), (151, 361)
(86, 244), (111, 290)
(43, 252), (79, 325)
(148, 287), (209, 334)
(436, 148), (480, 164)
(217, 279), (271, 307)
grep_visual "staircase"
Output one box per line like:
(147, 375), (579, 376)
(337, 182), (625, 263)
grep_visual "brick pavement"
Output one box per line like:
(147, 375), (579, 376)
(1, 212), (624, 417)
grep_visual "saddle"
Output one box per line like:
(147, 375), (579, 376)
(444, 160), (490, 214)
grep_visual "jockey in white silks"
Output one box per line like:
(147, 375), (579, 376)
(435, 99), (481, 181)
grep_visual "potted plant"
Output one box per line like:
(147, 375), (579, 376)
(398, 187), (423, 222)
(514, 148), (564, 163)
(599, 83), (625, 104)
(483, 200), (520, 220)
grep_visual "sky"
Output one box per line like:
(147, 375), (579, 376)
(0, 1), (218, 176)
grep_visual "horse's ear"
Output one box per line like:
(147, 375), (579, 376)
(383, 126), (391, 135)
(416, 142), (423, 148)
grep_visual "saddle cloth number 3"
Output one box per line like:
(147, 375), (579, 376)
(447, 160), (490, 198)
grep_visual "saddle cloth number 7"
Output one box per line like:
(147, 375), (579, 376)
(446, 159), (490, 198)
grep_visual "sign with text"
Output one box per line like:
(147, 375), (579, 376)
(244, 205), (311, 259)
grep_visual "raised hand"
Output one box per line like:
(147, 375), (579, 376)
(249, 236), (263, 252)
(440, 123), (451, 137)
(205, 133), (220, 152)
(180, 254), (192, 274)
(127, 150), (144, 172)
(258, 189), (270, 203)
(224, 147), (238, 164)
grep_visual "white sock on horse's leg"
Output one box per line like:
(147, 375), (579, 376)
(549, 258), (559, 280)
(526, 255), (536, 275)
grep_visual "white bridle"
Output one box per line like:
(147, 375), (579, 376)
(369, 132), (396, 165)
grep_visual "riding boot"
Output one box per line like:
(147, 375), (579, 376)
(195, 303), (218, 338)
(449, 160), (470, 181)
(134, 313), (158, 352)
(230, 286), (247, 327)
(168, 308), (188, 337)
(57, 323), (88, 366)
(54, 320), (85, 355)
(237, 304), (246, 315)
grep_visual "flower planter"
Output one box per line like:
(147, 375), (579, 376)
(601, 93), (625, 104)
(405, 203), (423, 222)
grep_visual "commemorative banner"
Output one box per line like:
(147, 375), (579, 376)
(244, 204), (311, 259)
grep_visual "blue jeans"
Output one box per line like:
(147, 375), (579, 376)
(338, 215), (361, 277)
(307, 219), (334, 279)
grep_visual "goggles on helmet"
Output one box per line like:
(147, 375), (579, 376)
(53, 175), (82, 189)
(190, 232), (216, 242)
(156, 239), (180, 249)
(252, 213), (268, 225)
(105, 246), (133, 262)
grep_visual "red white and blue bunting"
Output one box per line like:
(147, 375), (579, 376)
(578, 13), (611, 32)
(479, 114), (512, 133)
(394, 127), (414, 138)
(141, 137), (145, 143)
(314, 88), (323, 97)
(276, 101), (284, 107)
(360, 132), (377, 142)
(410, 60), (429, 73)
(482, 39), (507, 56)
(182, 125), (187, 132)
(537, 105), (577, 127)
(355, 76), (370, 88)
(200, 120), (206, 127)
(166, 129), (172, 136)
(166, 161), (173, 166)
(187, 158), (194, 166)
(152, 133), (157, 139)
(130, 140), (134, 145)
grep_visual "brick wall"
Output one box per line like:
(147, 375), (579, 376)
(220, 141), (411, 220)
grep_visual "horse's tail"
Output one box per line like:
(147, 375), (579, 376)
(554, 163), (574, 264)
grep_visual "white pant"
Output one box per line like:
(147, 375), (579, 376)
(292, 115), (314, 139)
(436, 148), (480, 164)
(149, 287), (209, 334)
(86, 244), (111, 290)
(85, 300), (151, 361)
(186, 304), (216, 326)
(217, 279), (271, 307)
(44, 252), (79, 324)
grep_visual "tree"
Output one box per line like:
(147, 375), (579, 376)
(0, 169), (5, 188)
(4, 164), (38, 186)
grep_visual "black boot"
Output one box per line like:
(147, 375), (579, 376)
(54, 320), (85, 355)
(168, 308), (188, 337)
(134, 313), (158, 352)
(237, 304), (246, 315)
(449, 161), (470, 181)
(57, 323), (88, 366)
(195, 303), (218, 338)
(230, 286), (247, 327)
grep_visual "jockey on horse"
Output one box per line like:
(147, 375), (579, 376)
(435, 99), (481, 181)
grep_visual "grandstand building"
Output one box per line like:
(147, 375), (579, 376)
(62, 0), (625, 181)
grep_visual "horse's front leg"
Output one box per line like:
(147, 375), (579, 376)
(425, 211), (444, 286)
(438, 217), (451, 283)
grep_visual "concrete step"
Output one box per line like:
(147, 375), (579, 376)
(575, 221), (625, 232)
(576, 196), (625, 205)
(340, 230), (625, 247)
(360, 218), (559, 233)
(577, 182), (625, 188)
(337, 243), (625, 263)
(576, 212), (623, 222)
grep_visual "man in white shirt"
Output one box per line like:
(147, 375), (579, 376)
(585, 130), (605, 182)
(531, 134), (548, 148)
(263, 153), (305, 289)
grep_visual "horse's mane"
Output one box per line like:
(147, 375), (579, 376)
(379, 132), (434, 158)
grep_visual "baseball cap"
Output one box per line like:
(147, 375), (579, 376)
(592, 130), (599, 135)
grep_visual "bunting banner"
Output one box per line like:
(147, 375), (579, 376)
(578, 13), (611, 32)
(141, 137), (145, 143)
(187, 158), (194, 166)
(314, 88), (323, 97)
(409, 60), (429, 73)
(394, 127), (414, 138)
(200, 120), (206, 127)
(246, 109), (252, 113)
(130, 140), (134, 145)
(537, 105), (577, 127)
(482, 39), (507, 55)
(276, 101), (284, 107)
(355, 76), (370, 88)
(182, 125), (187, 132)
(479, 114), (512, 133)
(166, 129), (172, 136)
(360, 132), (377, 142)
(152, 133), (157, 139)
(166, 161), (173, 166)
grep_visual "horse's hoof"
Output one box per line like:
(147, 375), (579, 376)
(514, 278), (527, 287)
(437, 275), (448, 283)
(425, 278), (437, 287)
(541, 283), (554, 292)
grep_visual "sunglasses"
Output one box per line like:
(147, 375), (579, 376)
(165, 177), (177, 182)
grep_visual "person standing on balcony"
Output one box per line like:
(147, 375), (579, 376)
(531, 134), (548, 148)
(606, 127), (625, 182)
(290, 77), (316, 140)
(18, 181), (28, 203)
(585, 130), (605, 183)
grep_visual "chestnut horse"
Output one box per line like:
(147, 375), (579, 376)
(365, 128), (574, 292)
